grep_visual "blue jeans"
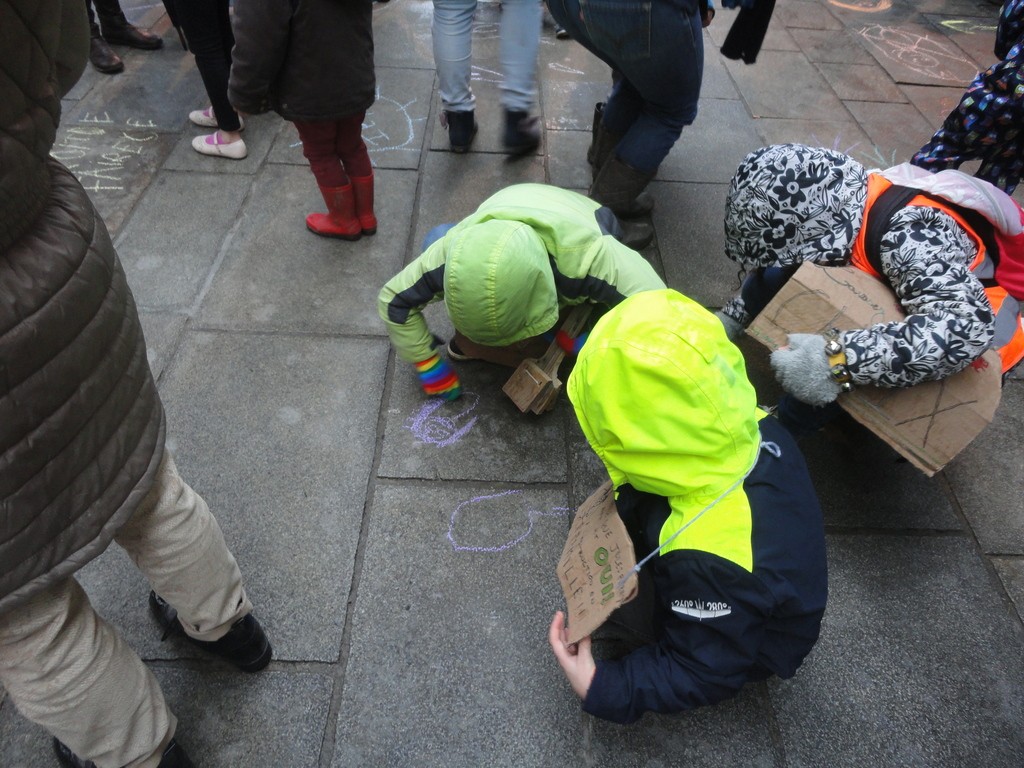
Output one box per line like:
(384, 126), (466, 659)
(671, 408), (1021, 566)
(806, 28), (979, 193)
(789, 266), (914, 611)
(432, 0), (541, 112)
(546, 0), (704, 172)
(422, 222), (458, 252)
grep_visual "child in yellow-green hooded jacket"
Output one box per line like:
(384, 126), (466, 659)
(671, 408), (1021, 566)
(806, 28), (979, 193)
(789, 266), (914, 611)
(549, 289), (828, 724)
(377, 184), (665, 400)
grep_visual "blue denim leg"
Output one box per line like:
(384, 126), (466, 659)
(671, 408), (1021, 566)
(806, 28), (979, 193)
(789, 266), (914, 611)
(432, 0), (478, 111)
(422, 222), (458, 252)
(739, 265), (800, 319)
(499, 0), (541, 111)
(775, 395), (842, 439)
(547, 0), (703, 173)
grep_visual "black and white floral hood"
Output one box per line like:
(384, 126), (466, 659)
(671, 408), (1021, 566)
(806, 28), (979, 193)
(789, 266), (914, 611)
(720, 143), (997, 391)
(724, 143), (867, 269)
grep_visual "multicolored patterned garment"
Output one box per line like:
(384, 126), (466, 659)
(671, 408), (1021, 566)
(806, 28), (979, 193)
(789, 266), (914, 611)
(911, 0), (1024, 194)
(721, 143), (995, 390)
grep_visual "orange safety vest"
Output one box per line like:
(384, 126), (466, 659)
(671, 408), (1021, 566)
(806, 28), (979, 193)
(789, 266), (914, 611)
(850, 173), (1024, 374)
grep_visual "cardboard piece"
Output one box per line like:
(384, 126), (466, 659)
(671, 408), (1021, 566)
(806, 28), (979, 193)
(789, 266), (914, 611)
(557, 481), (638, 644)
(503, 304), (592, 415)
(747, 263), (1002, 476)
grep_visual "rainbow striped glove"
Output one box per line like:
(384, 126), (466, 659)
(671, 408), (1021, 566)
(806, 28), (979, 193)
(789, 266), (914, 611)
(415, 352), (462, 400)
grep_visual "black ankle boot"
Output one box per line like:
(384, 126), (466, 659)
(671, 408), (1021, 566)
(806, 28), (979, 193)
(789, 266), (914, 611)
(586, 102), (623, 181)
(441, 109), (477, 153)
(54, 737), (195, 768)
(149, 592), (272, 673)
(503, 109), (541, 156)
(89, 27), (124, 74)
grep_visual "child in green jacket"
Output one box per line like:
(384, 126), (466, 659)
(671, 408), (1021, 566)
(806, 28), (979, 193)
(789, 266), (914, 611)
(377, 184), (665, 399)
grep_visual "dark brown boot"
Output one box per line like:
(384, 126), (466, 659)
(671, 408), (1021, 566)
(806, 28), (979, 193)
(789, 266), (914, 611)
(590, 155), (655, 219)
(586, 103), (622, 182)
(95, 0), (163, 49)
(88, 28), (124, 73)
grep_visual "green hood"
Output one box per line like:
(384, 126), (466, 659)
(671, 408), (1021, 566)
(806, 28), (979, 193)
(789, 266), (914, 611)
(443, 219), (559, 346)
(568, 289), (761, 506)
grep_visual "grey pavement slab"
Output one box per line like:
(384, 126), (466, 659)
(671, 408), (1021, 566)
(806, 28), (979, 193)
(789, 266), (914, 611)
(753, 118), (877, 166)
(65, 46), (207, 132)
(724, 50), (848, 120)
(853, 19), (983, 86)
(794, 26), (878, 65)
(331, 482), (576, 768)
(777, 0), (843, 30)
(197, 165), (413, 334)
(372, 0), (438, 68)
(922, 13), (1001, 70)
(992, 556), (1024, 624)
(115, 170), (250, 311)
(654, 181), (736, 307)
(659, 98), (764, 184)
(541, 78), (612, 133)
(816, 61), (908, 102)
(53, 117), (177, 236)
(406, 150), (544, 264)
(772, 535), (1024, 767)
(163, 112), (279, 175)
(701, 50), (742, 101)
(584, 689), (778, 768)
(1, 668), (332, 768)
(844, 100), (937, 167)
(378, 363), (570, 483)
(945, 382), (1024, 555)
(546, 130), (591, 191)
(139, 311), (188, 381)
(900, 83), (966, 126)
(158, 331), (389, 661)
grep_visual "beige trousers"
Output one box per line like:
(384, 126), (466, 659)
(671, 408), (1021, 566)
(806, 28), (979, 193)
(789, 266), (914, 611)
(0, 454), (251, 768)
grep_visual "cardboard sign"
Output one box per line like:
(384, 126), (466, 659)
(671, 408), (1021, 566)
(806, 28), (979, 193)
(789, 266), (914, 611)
(557, 482), (638, 644)
(747, 263), (1001, 476)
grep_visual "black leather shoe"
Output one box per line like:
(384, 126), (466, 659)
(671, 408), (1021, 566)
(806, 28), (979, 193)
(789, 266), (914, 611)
(89, 34), (124, 74)
(149, 592), (272, 673)
(102, 21), (164, 50)
(54, 737), (195, 768)
(503, 109), (541, 157)
(441, 109), (477, 153)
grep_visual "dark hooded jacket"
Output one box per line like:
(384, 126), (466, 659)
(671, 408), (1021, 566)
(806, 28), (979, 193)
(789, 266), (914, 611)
(228, 0), (376, 121)
(0, 0), (165, 616)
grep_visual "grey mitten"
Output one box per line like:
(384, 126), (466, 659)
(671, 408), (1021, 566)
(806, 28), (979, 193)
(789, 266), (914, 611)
(770, 333), (843, 406)
(714, 310), (746, 342)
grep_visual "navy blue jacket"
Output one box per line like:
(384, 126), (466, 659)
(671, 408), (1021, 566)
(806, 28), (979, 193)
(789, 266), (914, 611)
(583, 416), (828, 724)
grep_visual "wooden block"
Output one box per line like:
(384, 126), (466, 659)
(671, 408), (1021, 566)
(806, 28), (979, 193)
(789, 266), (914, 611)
(502, 304), (593, 414)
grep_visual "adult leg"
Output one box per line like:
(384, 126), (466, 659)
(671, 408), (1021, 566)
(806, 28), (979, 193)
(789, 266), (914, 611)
(433, 0), (479, 150)
(175, 0), (242, 134)
(115, 453), (251, 642)
(93, 0), (163, 49)
(0, 580), (175, 768)
(86, 0), (124, 74)
(498, 0), (542, 152)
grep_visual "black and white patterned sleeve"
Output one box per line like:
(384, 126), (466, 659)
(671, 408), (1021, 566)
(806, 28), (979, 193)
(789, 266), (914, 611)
(840, 206), (995, 389)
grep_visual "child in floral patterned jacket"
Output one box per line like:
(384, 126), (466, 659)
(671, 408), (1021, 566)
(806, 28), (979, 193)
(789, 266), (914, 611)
(716, 143), (1024, 435)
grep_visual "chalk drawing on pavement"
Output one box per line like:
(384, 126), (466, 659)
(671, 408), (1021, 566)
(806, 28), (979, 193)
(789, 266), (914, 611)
(51, 113), (159, 193)
(857, 24), (977, 83)
(828, 0), (891, 12)
(939, 19), (998, 36)
(448, 490), (571, 553)
(405, 392), (481, 447)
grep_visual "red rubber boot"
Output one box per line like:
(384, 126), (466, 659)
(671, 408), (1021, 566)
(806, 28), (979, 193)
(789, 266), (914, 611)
(306, 184), (362, 240)
(351, 174), (377, 235)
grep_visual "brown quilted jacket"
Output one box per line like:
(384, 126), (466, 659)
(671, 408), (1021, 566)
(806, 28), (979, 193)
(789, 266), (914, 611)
(0, 0), (166, 615)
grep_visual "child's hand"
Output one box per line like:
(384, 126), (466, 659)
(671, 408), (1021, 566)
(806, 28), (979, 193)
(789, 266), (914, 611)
(414, 352), (462, 400)
(548, 611), (596, 699)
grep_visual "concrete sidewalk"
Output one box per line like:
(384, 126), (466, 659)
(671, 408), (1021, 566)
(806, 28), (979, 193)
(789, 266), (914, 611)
(3, 0), (1024, 765)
